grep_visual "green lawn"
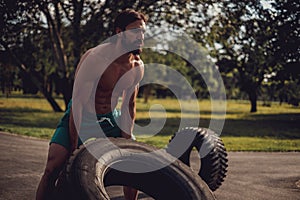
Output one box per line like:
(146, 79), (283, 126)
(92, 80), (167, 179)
(0, 95), (299, 151)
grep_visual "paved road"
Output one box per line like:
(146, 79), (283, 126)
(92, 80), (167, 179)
(0, 132), (299, 200)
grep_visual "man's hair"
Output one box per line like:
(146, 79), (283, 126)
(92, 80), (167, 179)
(114, 9), (147, 32)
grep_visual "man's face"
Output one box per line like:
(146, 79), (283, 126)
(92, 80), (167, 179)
(122, 19), (146, 55)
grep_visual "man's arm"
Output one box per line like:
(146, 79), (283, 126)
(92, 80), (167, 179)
(120, 85), (139, 139)
(69, 48), (105, 152)
(69, 108), (78, 152)
(119, 58), (144, 139)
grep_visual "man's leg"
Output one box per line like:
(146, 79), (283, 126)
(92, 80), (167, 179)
(99, 111), (138, 200)
(36, 143), (69, 200)
(123, 186), (138, 200)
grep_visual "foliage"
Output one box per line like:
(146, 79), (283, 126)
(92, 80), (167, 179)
(0, 0), (299, 112)
(270, 0), (300, 82)
(192, 0), (300, 112)
(0, 0), (210, 110)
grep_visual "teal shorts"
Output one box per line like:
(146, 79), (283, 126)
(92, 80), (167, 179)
(50, 100), (123, 150)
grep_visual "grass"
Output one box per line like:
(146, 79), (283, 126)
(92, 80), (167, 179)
(0, 94), (300, 151)
(0, 96), (65, 139)
(137, 136), (300, 152)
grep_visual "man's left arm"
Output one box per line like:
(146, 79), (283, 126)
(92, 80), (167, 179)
(120, 85), (139, 139)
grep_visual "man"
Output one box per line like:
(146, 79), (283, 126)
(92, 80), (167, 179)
(36, 9), (147, 200)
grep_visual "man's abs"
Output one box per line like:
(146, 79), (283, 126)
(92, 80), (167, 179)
(94, 90), (119, 114)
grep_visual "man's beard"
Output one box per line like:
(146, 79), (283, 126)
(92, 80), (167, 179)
(122, 37), (143, 55)
(131, 48), (142, 55)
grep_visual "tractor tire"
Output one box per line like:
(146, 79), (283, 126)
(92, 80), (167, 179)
(167, 127), (228, 191)
(56, 138), (216, 200)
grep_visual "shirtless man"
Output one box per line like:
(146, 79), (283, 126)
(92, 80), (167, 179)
(36, 9), (147, 200)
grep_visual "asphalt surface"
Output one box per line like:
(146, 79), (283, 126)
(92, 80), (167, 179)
(0, 132), (299, 200)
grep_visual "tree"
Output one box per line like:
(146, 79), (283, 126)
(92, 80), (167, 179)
(269, 0), (300, 86)
(0, 51), (16, 97)
(1, 0), (209, 111)
(0, 0), (63, 111)
(190, 0), (299, 112)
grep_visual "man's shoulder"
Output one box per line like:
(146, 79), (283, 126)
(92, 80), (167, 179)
(89, 42), (112, 59)
(76, 43), (113, 74)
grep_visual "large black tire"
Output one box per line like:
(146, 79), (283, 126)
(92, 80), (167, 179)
(56, 138), (216, 200)
(166, 127), (228, 191)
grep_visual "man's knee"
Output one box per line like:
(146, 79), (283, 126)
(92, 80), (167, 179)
(43, 144), (69, 180)
(42, 161), (62, 185)
(43, 163), (58, 178)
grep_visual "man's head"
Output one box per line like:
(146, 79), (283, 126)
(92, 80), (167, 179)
(114, 9), (147, 55)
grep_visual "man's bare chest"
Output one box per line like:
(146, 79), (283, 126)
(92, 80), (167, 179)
(97, 60), (142, 92)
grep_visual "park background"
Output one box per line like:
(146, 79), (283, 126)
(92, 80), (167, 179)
(0, 0), (299, 151)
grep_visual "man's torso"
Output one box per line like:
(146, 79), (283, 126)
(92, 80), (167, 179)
(76, 43), (144, 114)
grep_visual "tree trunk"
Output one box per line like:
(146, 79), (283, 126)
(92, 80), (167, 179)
(43, 88), (63, 112)
(61, 76), (72, 110)
(72, 0), (84, 70)
(143, 85), (152, 103)
(0, 40), (63, 112)
(248, 90), (257, 113)
(42, 4), (71, 110)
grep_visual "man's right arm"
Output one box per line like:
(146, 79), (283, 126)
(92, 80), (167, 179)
(69, 47), (109, 152)
(69, 108), (78, 153)
(68, 49), (93, 153)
